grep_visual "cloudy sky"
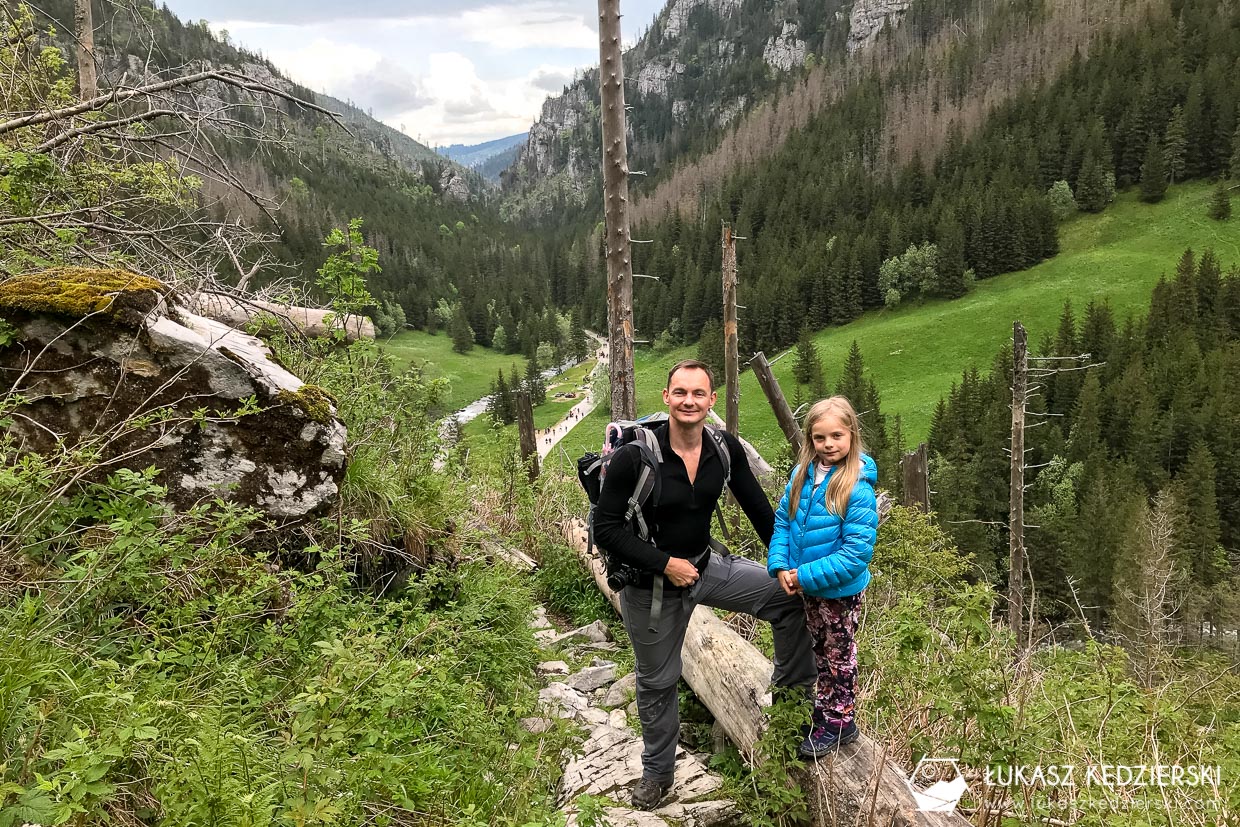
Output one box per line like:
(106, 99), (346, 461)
(162, 0), (666, 148)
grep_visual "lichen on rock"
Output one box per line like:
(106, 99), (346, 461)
(0, 267), (167, 327)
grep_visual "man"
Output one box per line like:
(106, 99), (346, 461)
(593, 359), (816, 811)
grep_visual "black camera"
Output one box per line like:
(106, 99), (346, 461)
(605, 554), (642, 591)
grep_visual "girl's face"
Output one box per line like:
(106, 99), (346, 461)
(810, 413), (851, 467)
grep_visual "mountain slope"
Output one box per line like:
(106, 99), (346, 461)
(438, 134), (527, 169)
(500, 0), (897, 221)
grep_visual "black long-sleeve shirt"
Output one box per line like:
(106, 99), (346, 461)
(593, 422), (775, 574)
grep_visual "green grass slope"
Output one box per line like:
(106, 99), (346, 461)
(552, 181), (1240, 467)
(379, 330), (527, 410)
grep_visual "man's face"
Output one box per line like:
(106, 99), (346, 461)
(663, 367), (716, 428)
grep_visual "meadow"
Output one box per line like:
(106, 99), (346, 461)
(554, 181), (1240, 463)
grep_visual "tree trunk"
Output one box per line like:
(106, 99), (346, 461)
(901, 443), (931, 513)
(722, 224), (739, 436)
(74, 0), (97, 100)
(751, 351), (804, 454)
(597, 0), (635, 420)
(1009, 321), (1027, 643)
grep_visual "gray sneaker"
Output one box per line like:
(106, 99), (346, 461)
(631, 777), (672, 810)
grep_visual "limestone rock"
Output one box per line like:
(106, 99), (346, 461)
(566, 663), (617, 693)
(558, 724), (727, 809)
(602, 672), (638, 708)
(521, 717), (554, 734)
(530, 606), (552, 630)
(553, 620), (611, 645)
(848, 0), (912, 53)
(762, 21), (806, 72)
(0, 269), (346, 519)
(539, 682), (587, 718)
(537, 661), (571, 676)
(608, 708), (629, 729)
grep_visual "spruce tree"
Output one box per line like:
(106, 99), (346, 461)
(569, 308), (589, 362)
(1179, 440), (1225, 590)
(696, 318), (726, 380)
(835, 341), (868, 413)
(449, 302), (474, 353)
(1208, 181), (1232, 221)
(1163, 105), (1188, 184)
(792, 326), (828, 397)
(525, 356), (546, 406)
(1075, 151), (1109, 212)
(1139, 135), (1168, 203)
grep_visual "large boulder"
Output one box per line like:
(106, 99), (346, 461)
(0, 268), (346, 519)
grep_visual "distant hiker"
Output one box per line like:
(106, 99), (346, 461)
(768, 396), (878, 758)
(593, 359), (815, 810)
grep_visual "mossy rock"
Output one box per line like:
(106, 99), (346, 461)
(0, 267), (167, 327)
(276, 384), (338, 424)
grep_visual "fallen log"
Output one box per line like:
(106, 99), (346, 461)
(188, 292), (375, 341)
(562, 518), (969, 827)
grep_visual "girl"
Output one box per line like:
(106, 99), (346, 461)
(768, 396), (878, 757)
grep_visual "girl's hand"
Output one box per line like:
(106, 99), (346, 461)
(777, 569), (801, 596)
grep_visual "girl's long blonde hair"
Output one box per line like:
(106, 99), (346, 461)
(787, 396), (865, 517)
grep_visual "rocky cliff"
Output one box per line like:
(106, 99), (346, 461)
(501, 0), (912, 221)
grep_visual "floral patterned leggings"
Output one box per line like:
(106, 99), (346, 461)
(803, 591), (863, 730)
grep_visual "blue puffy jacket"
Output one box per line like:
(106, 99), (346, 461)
(767, 454), (878, 598)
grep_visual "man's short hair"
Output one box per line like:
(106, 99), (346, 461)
(666, 359), (715, 392)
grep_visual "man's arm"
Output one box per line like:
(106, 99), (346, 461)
(593, 445), (672, 573)
(721, 432), (775, 546)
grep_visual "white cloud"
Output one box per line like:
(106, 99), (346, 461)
(457, 4), (595, 50)
(263, 38), (383, 96)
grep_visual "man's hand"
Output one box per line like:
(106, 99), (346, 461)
(664, 556), (700, 588)
(777, 569), (801, 596)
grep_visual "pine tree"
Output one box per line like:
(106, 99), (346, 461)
(569, 307), (589, 362)
(1208, 180), (1232, 221)
(525, 356), (546, 406)
(835, 341), (868, 413)
(1163, 105), (1188, 184)
(449, 302), (474, 353)
(1139, 135), (1168, 203)
(1179, 440), (1225, 591)
(792, 325), (827, 397)
(488, 370), (514, 425)
(696, 317), (726, 380)
(1075, 151), (1109, 212)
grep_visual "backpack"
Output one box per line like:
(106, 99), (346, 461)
(576, 413), (732, 590)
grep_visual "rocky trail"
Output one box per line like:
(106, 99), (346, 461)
(526, 607), (741, 826)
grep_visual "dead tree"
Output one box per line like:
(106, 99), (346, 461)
(902, 443), (931, 513)
(597, 0), (636, 420)
(1009, 322), (1028, 641)
(722, 223), (739, 436)
(516, 391), (539, 482)
(750, 351), (804, 454)
(73, 0), (97, 99)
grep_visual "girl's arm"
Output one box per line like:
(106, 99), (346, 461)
(766, 475), (796, 577)
(796, 481), (879, 593)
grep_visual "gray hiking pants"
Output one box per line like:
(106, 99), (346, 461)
(618, 551), (816, 785)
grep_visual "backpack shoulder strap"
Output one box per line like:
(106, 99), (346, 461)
(622, 434), (662, 542)
(704, 425), (733, 540)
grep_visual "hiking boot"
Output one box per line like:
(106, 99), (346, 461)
(798, 721), (859, 759)
(631, 777), (672, 810)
